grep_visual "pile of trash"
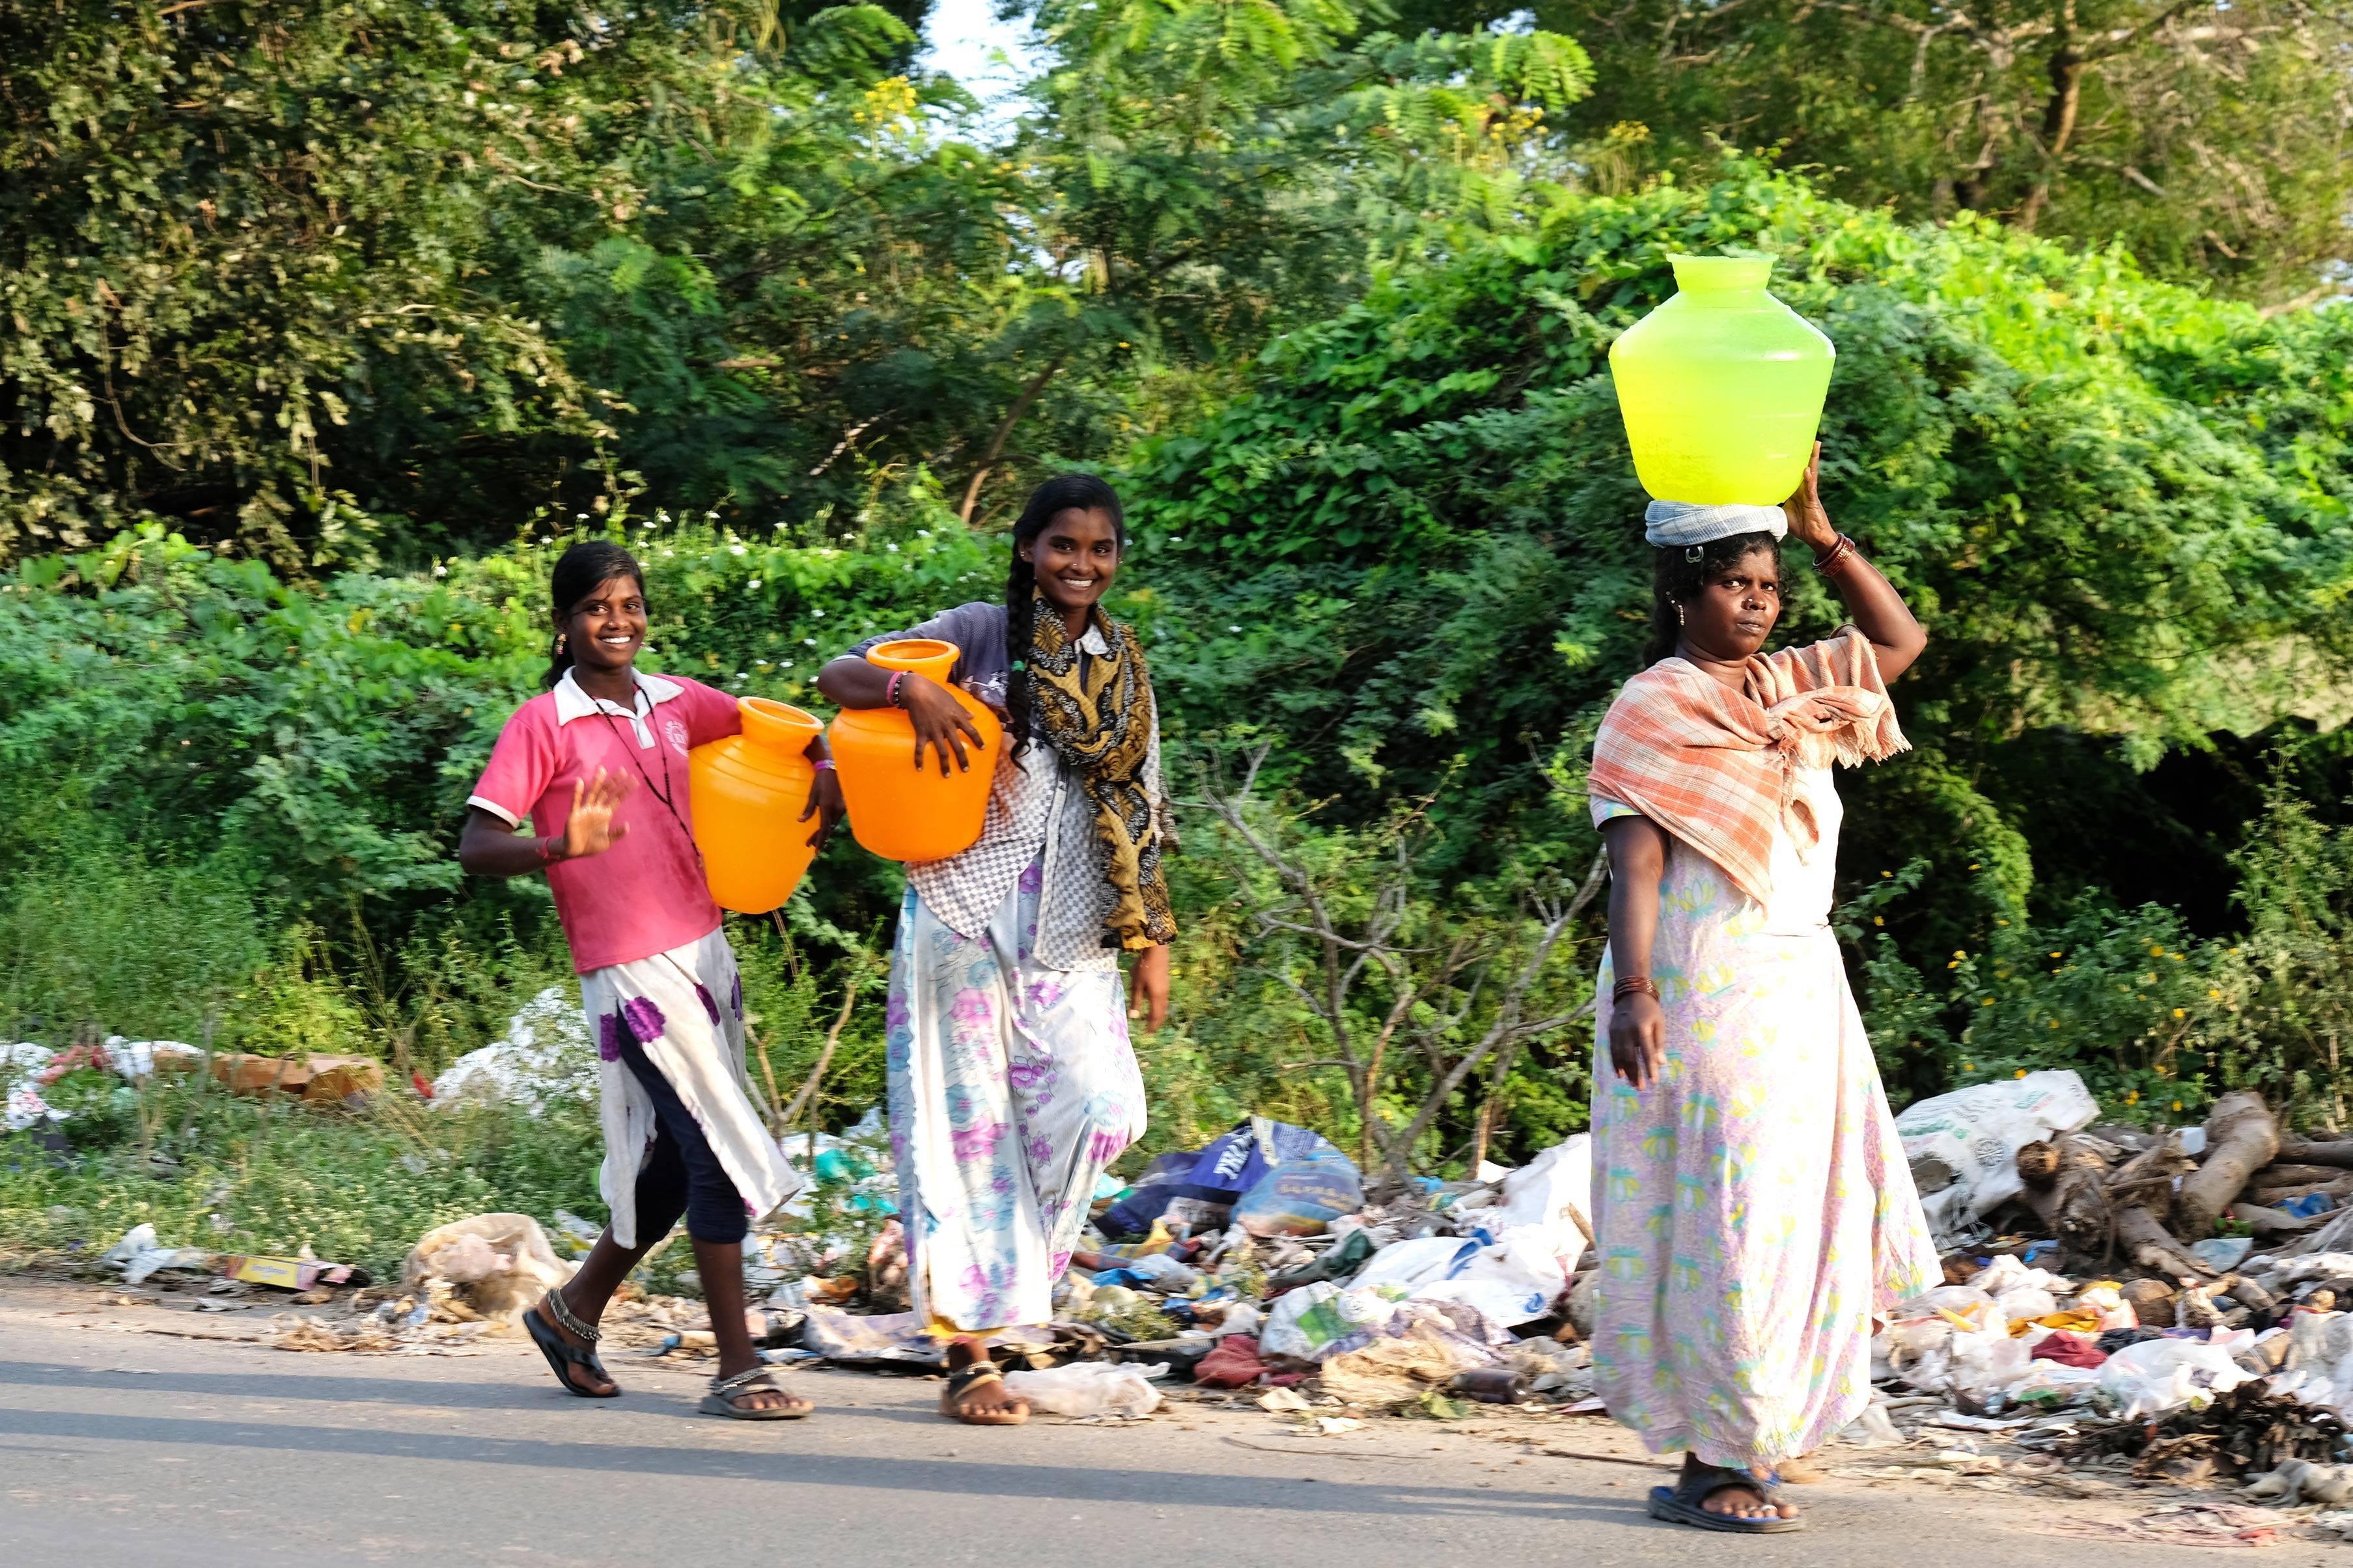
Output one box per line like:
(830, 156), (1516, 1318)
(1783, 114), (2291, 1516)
(6, 1036), (206, 1131)
(733, 1114), (1604, 1420)
(1855, 1074), (2353, 1527)
(74, 966), (2353, 1524)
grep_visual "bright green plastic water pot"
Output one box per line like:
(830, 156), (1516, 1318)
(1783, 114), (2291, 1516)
(1608, 254), (1835, 507)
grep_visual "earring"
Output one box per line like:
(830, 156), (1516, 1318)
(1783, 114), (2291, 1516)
(556, 634), (568, 652)
(1676, 603), (1686, 627)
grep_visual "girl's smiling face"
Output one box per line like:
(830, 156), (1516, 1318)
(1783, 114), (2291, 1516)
(561, 573), (648, 677)
(1022, 506), (1122, 619)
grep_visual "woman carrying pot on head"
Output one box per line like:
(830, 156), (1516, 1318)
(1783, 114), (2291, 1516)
(458, 540), (842, 1420)
(815, 472), (1171, 1427)
(1587, 447), (1940, 1534)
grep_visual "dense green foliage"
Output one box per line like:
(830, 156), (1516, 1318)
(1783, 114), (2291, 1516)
(1391, 0), (2353, 304)
(1, 0), (1592, 566)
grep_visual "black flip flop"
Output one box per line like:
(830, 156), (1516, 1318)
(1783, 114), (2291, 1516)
(525, 1302), (619, 1398)
(1647, 1463), (1802, 1534)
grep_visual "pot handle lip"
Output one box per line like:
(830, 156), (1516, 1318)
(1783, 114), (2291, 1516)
(737, 696), (823, 749)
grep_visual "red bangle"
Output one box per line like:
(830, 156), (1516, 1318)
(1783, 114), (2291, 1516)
(1813, 534), (1859, 575)
(537, 834), (564, 865)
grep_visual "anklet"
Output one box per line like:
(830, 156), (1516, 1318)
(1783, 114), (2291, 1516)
(542, 1287), (601, 1343)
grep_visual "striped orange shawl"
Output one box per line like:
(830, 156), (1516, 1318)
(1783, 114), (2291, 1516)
(1588, 629), (1908, 906)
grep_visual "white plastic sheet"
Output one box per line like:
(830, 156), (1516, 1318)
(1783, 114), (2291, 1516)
(429, 987), (598, 1112)
(1895, 1070), (2100, 1246)
(1003, 1360), (1167, 1418)
(2098, 1338), (2255, 1419)
(1491, 1135), (1592, 1255)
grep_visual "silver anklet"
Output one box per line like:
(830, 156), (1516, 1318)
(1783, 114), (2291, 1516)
(542, 1287), (600, 1343)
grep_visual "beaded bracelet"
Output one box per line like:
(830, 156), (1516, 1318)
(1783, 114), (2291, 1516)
(886, 670), (906, 708)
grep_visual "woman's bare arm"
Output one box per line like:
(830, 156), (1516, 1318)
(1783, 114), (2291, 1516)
(816, 654), (988, 775)
(457, 769), (634, 879)
(1781, 444), (1927, 681)
(1602, 814), (1670, 1091)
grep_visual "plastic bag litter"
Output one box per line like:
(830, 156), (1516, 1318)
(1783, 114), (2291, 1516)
(1896, 1069), (2099, 1246)
(1003, 1360), (1166, 1418)
(402, 1213), (572, 1328)
(429, 988), (598, 1112)
(1347, 1237), (1479, 1295)
(1971, 1256), (2067, 1297)
(1194, 1334), (1268, 1388)
(1490, 1135), (1593, 1254)
(1900, 1283), (1999, 1316)
(1319, 1323), (1486, 1407)
(1992, 1287), (2061, 1322)
(1207, 1300), (1262, 1340)
(1106, 1118), (1341, 1238)
(4, 1043), (65, 1131)
(2098, 1337), (2256, 1419)
(1841, 1405), (1904, 1446)
(98, 1222), (214, 1286)
(1260, 1281), (1402, 1362)
(1122, 1252), (1201, 1291)
(1408, 1226), (1573, 1327)
(1950, 1326), (2033, 1396)
(1232, 1136), (1363, 1238)
(2190, 1236), (2255, 1272)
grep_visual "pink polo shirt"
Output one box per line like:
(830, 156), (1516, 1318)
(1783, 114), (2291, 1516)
(467, 669), (743, 974)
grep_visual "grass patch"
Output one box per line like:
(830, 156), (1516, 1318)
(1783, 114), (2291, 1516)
(0, 1071), (605, 1280)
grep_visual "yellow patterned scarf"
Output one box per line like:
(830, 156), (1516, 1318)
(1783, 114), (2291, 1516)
(1030, 600), (1176, 952)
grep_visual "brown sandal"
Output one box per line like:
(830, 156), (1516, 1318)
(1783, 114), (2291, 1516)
(939, 1358), (1029, 1425)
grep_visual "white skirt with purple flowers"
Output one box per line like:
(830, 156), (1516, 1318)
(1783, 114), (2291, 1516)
(885, 857), (1147, 1334)
(579, 926), (801, 1248)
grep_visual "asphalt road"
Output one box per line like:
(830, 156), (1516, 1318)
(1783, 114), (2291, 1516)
(0, 1279), (2297, 1568)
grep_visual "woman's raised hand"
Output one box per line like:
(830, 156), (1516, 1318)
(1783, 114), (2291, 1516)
(563, 767), (636, 859)
(1780, 441), (1836, 553)
(902, 674), (989, 776)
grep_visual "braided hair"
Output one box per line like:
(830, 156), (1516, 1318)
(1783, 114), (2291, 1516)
(543, 540), (647, 690)
(1641, 530), (1785, 667)
(1004, 473), (1126, 757)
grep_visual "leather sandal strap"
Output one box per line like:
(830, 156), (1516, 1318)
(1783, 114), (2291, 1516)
(710, 1366), (779, 1398)
(944, 1360), (1005, 1396)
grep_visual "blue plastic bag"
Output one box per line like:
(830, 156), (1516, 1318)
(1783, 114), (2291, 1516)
(1232, 1136), (1363, 1237)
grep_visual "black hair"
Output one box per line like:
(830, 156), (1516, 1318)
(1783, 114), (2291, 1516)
(1641, 530), (1785, 667)
(544, 540), (647, 690)
(1005, 473), (1126, 756)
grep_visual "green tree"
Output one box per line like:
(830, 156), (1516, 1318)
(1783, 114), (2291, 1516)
(0, 0), (932, 566)
(947, 0), (1594, 519)
(1516, 0), (2353, 303)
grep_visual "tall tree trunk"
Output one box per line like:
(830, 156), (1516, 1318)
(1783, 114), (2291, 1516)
(2016, 42), (2085, 232)
(958, 351), (1067, 525)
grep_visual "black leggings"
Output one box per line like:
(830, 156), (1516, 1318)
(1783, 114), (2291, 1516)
(615, 1032), (750, 1246)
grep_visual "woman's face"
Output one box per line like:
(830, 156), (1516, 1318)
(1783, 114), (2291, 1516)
(561, 573), (648, 676)
(1022, 506), (1122, 617)
(1678, 545), (1781, 661)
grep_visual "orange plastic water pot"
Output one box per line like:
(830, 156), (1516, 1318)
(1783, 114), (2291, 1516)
(828, 639), (1001, 862)
(689, 697), (822, 914)
(1608, 253), (1836, 506)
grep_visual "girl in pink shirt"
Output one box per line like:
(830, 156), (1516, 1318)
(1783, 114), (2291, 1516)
(460, 540), (840, 1420)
